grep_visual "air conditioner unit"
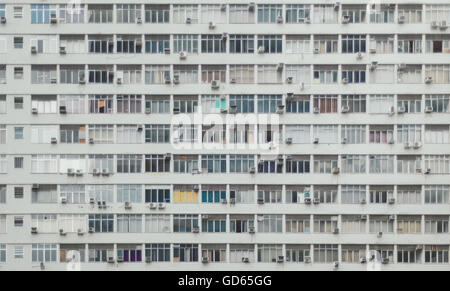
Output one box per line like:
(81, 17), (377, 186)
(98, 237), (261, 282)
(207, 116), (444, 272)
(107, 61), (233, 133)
(333, 228), (339, 234)
(77, 229), (84, 235)
(388, 106), (395, 115)
(342, 15), (350, 24)
(192, 226), (200, 233)
(229, 104), (237, 114)
(277, 63), (284, 71)
(360, 215), (367, 220)
(424, 168), (431, 174)
(78, 75), (86, 84)
(51, 137), (57, 144)
(381, 258), (389, 264)
(242, 257), (250, 263)
(222, 33), (228, 40)
(397, 63), (407, 71)
(304, 256), (311, 263)
(185, 17), (192, 24)
(257, 198), (265, 204)
(31, 227), (38, 234)
(136, 17), (142, 24)
(149, 203), (157, 209)
(59, 46), (67, 54)
(398, 15), (406, 24)
(313, 107), (320, 114)
(92, 168), (100, 176)
(413, 141), (422, 149)
(50, 77), (57, 84)
(416, 245), (423, 250)
(164, 153), (171, 160)
(230, 198), (236, 204)
(221, 198), (227, 204)
(220, 4), (227, 11)
(107, 257), (115, 263)
(31, 107), (38, 114)
(201, 256), (209, 263)
(404, 142), (411, 149)
(208, 21), (215, 29)
(67, 168), (75, 176)
(286, 76), (293, 84)
(124, 201), (132, 209)
(173, 107), (180, 114)
(313, 48), (320, 54)
(258, 46), (265, 54)
(164, 47), (171, 54)
(117, 77), (122, 84)
(89, 198), (95, 204)
(145, 108), (152, 114)
(60, 197), (68, 204)
(211, 80), (220, 89)
(313, 198), (320, 204)
(313, 137), (319, 144)
(276, 104), (285, 114)
(388, 137), (395, 144)
(356, 52), (363, 60)
(285, 137), (293, 144)
(32, 184), (40, 190)
(360, 198), (366, 204)
(248, 226), (255, 233)
(332, 167), (340, 174)
(0, 17), (6, 24)
(59, 229), (66, 235)
(179, 51), (187, 60)
(342, 78), (349, 84)
(341, 105), (350, 113)
(369, 48), (376, 54)
(397, 106), (406, 114)
(388, 198), (396, 204)
(333, 261), (339, 268)
(145, 257), (152, 263)
(173, 75), (180, 84)
(425, 76), (433, 84)
(249, 167), (256, 174)
(425, 106), (433, 113)
(304, 18), (311, 24)
(50, 16), (57, 24)
(88, 227), (95, 233)
(230, 78), (236, 84)
(101, 168), (110, 176)
(341, 137), (347, 144)
(158, 203), (165, 209)
(360, 257), (367, 264)
(248, 3), (255, 11)
(377, 231), (383, 238)
(276, 256), (284, 263)
(439, 21), (448, 30)
(304, 197), (312, 204)
(389, 214), (395, 221)
(117, 256), (124, 263)
(334, 2), (340, 10)
(59, 106), (67, 114)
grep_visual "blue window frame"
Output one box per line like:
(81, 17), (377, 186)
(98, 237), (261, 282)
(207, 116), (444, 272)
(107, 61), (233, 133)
(201, 190), (226, 203)
(31, 4), (56, 24)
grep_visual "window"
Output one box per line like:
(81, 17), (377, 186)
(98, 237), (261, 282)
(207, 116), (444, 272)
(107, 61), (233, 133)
(230, 216), (254, 232)
(32, 244), (57, 262)
(369, 155), (394, 174)
(397, 187), (421, 204)
(31, 4), (57, 24)
(145, 244), (170, 262)
(425, 65), (450, 84)
(257, 245), (283, 263)
(0, 96), (5, 113)
(341, 125), (366, 144)
(31, 125), (58, 144)
(313, 125), (339, 144)
(145, 35), (170, 54)
(398, 96), (422, 113)
(313, 66), (338, 84)
(116, 35), (142, 53)
(286, 97), (310, 114)
(313, 95), (338, 113)
(88, 245), (114, 262)
(88, 125), (114, 144)
(31, 214), (57, 232)
(257, 187), (282, 203)
(369, 126), (394, 144)
(59, 4), (85, 23)
(341, 155), (366, 174)
(173, 214), (199, 233)
(117, 185), (142, 203)
(313, 186), (338, 203)
(14, 216), (24, 227)
(173, 4), (198, 24)
(145, 155), (170, 173)
(145, 5), (169, 23)
(229, 4), (255, 24)
(14, 127), (23, 139)
(116, 4), (141, 24)
(201, 66), (226, 83)
(397, 156), (421, 174)
(257, 95), (282, 113)
(173, 35), (198, 53)
(341, 185), (366, 204)
(201, 4), (226, 24)
(145, 96), (170, 113)
(116, 155), (142, 173)
(425, 125), (449, 144)
(425, 216), (449, 234)
(60, 185), (86, 204)
(14, 37), (23, 49)
(14, 187), (24, 199)
(0, 244), (5, 262)
(87, 185), (113, 203)
(32, 185), (57, 203)
(230, 35), (254, 53)
(399, 37), (422, 53)
(342, 6), (366, 23)
(116, 125), (142, 144)
(230, 187), (254, 204)
(201, 35), (226, 53)
(286, 5), (310, 23)
(173, 124), (198, 143)
(342, 35), (366, 53)
(88, 214), (114, 233)
(202, 216), (226, 232)
(397, 216), (422, 234)
(257, 35), (282, 53)
(88, 36), (114, 53)
(369, 187), (394, 204)
(314, 5), (338, 24)
(31, 66), (57, 84)
(14, 7), (23, 19)
(88, 155), (114, 173)
(285, 65), (311, 84)
(342, 216), (366, 233)
(145, 187), (170, 203)
(144, 125), (170, 143)
(88, 66), (114, 83)
(60, 66), (84, 84)
(60, 125), (85, 144)
(174, 66), (198, 84)
(257, 4), (282, 23)
(145, 65), (170, 85)
(342, 68), (366, 84)
(314, 245), (338, 263)
(425, 95), (450, 113)
(425, 155), (450, 174)
(398, 6), (422, 24)
(342, 245), (366, 263)
(397, 125), (422, 143)
(173, 244), (198, 262)
(202, 124), (225, 144)
(0, 186), (5, 203)
(59, 95), (85, 114)
(117, 66), (142, 84)
(426, 5), (450, 23)
(145, 214), (171, 233)
(31, 155), (57, 173)
(370, 5), (395, 23)
(425, 245), (449, 263)
(425, 185), (449, 204)
(0, 125), (5, 144)
(229, 65), (255, 84)
(286, 187), (311, 204)
(201, 95), (226, 113)
(14, 68), (23, 80)
(88, 5), (113, 23)
(229, 155), (254, 173)
(257, 215), (282, 233)
(258, 65), (282, 84)
(369, 95), (395, 113)
(201, 155), (226, 173)
(369, 216), (394, 233)
(0, 5), (5, 19)
(117, 215), (142, 233)
(286, 216), (310, 233)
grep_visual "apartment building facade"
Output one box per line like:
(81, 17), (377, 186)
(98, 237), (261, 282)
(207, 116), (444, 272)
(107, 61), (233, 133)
(0, 0), (449, 270)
